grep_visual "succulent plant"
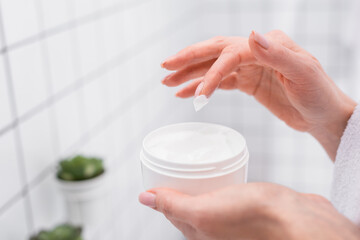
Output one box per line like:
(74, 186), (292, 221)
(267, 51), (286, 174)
(57, 155), (105, 181)
(30, 224), (82, 240)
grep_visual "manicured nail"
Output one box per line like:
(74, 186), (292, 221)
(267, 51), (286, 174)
(161, 73), (174, 84)
(252, 31), (269, 50)
(194, 82), (204, 97)
(161, 56), (175, 68)
(139, 192), (156, 208)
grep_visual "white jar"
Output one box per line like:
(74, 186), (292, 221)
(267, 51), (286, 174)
(140, 122), (249, 195)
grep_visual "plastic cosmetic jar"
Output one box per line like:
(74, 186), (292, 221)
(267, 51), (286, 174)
(140, 122), (249, 195)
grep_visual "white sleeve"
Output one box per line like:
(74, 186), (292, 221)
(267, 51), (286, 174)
(331, 104), (360, 225)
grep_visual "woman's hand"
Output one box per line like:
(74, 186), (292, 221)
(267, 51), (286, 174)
(161, 30), (356, 160)
(139, 183), (360, 240)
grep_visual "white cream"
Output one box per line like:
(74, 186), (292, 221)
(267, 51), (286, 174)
(145, 125), (239, 163)
(193, 95), (209, 112)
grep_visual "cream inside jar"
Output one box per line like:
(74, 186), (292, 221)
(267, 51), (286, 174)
(144, 123), (244, 163)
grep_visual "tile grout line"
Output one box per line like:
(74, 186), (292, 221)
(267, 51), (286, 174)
(0, 1), (197, 212)
(89, 97), (181, 240)
(0, 6), (198, 138)
(0, 3), (199, 217)
(0, 69), (163, 217)
(34, 2), (62, 160)
(0, 0), (152, 55)
(68, 1), (90, 140)
(0, 2), (34, 233)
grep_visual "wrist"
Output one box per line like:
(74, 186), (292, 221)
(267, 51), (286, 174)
(309, 95), (356, 161)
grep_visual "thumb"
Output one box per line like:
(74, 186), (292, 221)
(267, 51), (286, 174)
(249, 30), (307, 77)
(139, 188), (193, 221)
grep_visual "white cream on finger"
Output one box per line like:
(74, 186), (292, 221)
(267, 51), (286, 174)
(193, 95), (209, 112)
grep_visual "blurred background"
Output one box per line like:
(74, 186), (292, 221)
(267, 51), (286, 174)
(1, 0), (360, 239)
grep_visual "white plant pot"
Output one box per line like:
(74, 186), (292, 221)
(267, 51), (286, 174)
(56, 172), (108, 231)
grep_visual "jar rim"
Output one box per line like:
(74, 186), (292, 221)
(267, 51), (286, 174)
(142, 122), (248, 171)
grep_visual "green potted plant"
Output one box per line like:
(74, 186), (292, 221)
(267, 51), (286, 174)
(56, 155), (108, 234)
(30, 223), (82, 240)
(57, 155), (104, 181)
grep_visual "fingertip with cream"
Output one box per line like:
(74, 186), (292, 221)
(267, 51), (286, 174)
(193, 95), (209, 112)
(193, 82), (209, 112)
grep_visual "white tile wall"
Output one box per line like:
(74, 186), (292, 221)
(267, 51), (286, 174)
(76, 23), (101, 76)
(0, 0), (357, 239)
(54, 92), (82, 154)
(29, 175), (67, 232)
(39, 0), (72, 30)
(0, 199), (28, 240)
(73, 0), (96, 20)
(45, 31), (77, 94)
(20, 109), (55, 182)
(0, 131), (21, 207)
(0, 56), (12, 129)
(9, 42), (48, 117)
(82, 79), (105, 130)
(0, 0), (40, 45)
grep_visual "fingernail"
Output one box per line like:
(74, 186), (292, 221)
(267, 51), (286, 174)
(139, 192), (156, 208)
(252, 31), (269, 50)
(161, 56), (175, 68)
(162, 73), (174, 84)
(194, 82), (204, 97)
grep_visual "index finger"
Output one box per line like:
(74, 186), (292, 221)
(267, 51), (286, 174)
(162, 37), (227, 70)
(200, 46), (254, 97)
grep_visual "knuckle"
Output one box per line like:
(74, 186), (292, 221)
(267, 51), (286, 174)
(304, 58), (322, 74)
(222, 46), (236, 56)
(313, 194), (330, 204)
(312, 57), (322, 69)
(222, 47), (241, 64)
(213, 69), (224, 81)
